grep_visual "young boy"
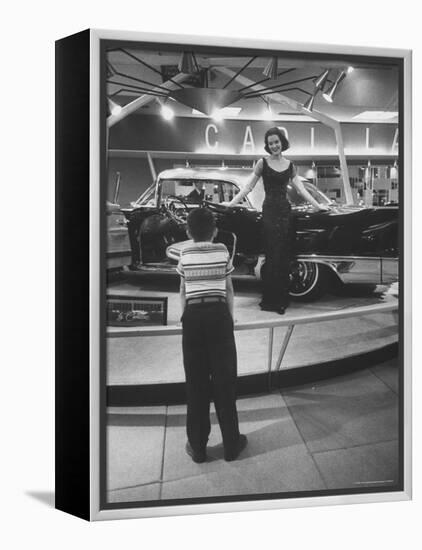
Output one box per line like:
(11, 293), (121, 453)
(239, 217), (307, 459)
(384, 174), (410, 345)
(177, 208), (247, 463)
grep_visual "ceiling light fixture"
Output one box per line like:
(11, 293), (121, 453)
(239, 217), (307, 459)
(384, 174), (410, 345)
(161, 104), (175, 121)
(107, 98), (122, 116)
(170, 88), (242, 117)
(322, 70), (346, 103)
(263, 57), (278, 79)
(178, 51), (198, 74)
(314, 69), (330, 90)
(303, 93), (316, 113)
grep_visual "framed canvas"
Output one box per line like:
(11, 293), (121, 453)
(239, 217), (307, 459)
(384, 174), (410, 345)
(55, 29), (412, 521)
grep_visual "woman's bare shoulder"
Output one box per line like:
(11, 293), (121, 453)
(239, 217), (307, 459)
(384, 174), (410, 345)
(254, 157), (265, 175)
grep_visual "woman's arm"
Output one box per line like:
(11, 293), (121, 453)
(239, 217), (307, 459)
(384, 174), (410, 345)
(292, 175), (330, 211)
(179, 278), (186, 311)
(226, 275), (234, 320)
(226, 159), (263, 206)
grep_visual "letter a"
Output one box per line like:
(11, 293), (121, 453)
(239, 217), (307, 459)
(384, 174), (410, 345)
(242, 125), (255, 153)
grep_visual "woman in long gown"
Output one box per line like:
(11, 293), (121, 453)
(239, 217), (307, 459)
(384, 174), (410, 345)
(225, 127), (329, 314)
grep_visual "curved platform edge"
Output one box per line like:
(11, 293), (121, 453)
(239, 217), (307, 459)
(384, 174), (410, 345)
(107, 342), (398, 407)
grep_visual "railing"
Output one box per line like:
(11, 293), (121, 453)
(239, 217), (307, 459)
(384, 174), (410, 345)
(107, 301), (398, 379)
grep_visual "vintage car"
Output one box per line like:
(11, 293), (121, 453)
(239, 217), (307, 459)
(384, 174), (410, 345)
(106, 173), (133, 270)
(112, 167), (398, 301)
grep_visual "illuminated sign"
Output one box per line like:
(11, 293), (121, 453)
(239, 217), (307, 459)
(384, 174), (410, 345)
(109, 116), (398, 156)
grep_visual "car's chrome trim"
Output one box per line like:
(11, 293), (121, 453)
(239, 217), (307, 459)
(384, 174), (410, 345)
(381, 258), (400, 285)
(169, 246), (399, 286)
(295, 255), (398, 285)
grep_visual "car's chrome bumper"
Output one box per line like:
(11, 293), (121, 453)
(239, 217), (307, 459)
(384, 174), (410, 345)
(168, 243), (399, 286)
(296, 255), (398, 285)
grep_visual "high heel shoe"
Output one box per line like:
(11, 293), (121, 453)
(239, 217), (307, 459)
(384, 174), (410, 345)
(259, 301), (287, 314)
(259, 302), (275, 312)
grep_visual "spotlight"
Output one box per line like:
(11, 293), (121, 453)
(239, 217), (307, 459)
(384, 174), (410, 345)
(178, 51), (197, 74)
(303, 94), (316, 112)
(322, 71), (346, 103)
(314, 69), (330, 90)
(263, 57), (278, 79)
(161, 104), (175, 121)
(108, 98), (122, 116)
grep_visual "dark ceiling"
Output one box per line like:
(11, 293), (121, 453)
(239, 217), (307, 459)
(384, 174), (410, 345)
(106, 47), (399, 124)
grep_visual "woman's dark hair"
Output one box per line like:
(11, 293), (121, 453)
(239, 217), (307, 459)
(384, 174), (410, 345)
(187, 207), (216, 241)
(264, 127), (290, 153)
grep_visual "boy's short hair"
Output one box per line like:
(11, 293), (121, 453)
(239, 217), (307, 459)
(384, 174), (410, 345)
(187, 207), (216, 241)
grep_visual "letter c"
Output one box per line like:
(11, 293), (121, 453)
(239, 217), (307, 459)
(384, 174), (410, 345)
(205, 124), (219, 149)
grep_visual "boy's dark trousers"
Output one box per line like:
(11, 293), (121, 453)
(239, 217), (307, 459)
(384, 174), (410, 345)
(182, 301), (240, 456)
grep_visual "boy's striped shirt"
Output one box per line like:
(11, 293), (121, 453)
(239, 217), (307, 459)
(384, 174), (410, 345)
(176, 241), (234, 299)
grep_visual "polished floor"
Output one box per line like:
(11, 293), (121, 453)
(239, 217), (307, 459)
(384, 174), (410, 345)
(106, 356), (400, 504)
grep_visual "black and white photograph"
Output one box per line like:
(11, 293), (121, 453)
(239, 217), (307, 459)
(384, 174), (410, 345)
(4, 0), (421, 545)
(98, 32), (408, 515)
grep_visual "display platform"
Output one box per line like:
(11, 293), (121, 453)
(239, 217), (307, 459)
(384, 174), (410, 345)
(106, 273), (398, 405)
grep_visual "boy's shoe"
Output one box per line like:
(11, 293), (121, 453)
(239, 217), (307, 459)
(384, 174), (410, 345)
(185, 442), (207, 463)
(224, 434), (248, 462)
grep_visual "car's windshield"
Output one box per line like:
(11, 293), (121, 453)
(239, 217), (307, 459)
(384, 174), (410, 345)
(144, 178), (249, 207)
(135, 176), (330, 209)
(133, 183), (156, 206)
(288, 181), (332, 206)
(160, 179), (242, 204)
